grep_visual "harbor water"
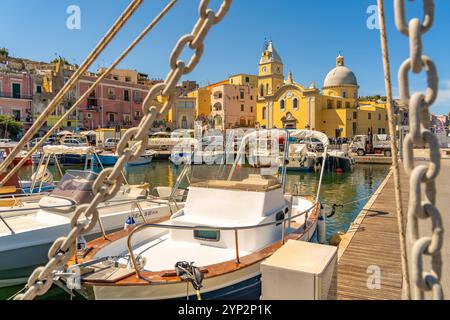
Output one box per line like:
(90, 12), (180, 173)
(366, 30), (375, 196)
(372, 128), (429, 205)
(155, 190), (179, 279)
(1, 161), (390, 300)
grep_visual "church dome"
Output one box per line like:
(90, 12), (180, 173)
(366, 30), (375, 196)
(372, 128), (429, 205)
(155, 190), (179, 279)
(323, 55), (358, 88)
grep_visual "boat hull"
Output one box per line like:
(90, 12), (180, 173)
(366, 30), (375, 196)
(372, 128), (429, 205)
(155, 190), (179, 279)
(79, 221), (317, 300)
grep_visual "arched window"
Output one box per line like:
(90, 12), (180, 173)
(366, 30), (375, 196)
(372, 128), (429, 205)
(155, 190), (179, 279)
(260, 84), (264, 97)
(293, 98), (298, 110)
(280, 99), (286, 111)
(262, 107), (267, 120)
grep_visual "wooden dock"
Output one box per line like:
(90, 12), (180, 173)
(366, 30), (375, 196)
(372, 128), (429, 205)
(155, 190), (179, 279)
(354, 155), (392, 164)
(335, 168), (409, 300)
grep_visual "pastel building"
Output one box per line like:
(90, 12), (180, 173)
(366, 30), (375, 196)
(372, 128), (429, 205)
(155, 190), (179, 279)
(77, 73), (150, 130)
(0, 59), (33, 128)
(210, 76), (257, 130)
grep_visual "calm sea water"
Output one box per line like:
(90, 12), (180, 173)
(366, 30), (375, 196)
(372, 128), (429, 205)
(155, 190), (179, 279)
(1, 161), (389, 300)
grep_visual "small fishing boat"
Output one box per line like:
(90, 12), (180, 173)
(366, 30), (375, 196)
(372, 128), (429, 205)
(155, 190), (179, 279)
(13, 151), (33, 166)
(0, 169), (186, 288)
(62, 130), (327, 300)
(93, 150), (156, 167)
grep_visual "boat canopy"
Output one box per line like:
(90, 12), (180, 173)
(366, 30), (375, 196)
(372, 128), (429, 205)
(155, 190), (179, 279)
(43, 145), (97, 156)
(288, 130), (330, 148)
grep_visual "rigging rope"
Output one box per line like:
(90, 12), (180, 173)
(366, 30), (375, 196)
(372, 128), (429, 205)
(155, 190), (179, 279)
(0, 0), (144, 183)
(377, 0), (410, 300)
(0, 0), (178, 187)
(14, 0), (232, 301)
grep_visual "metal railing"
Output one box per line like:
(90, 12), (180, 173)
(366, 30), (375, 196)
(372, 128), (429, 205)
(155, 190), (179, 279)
(0, 92), (33, 100)
(126, 200), (319, 281)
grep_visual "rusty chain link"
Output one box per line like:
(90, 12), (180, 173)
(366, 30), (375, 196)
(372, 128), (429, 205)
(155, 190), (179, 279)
(14, 0), (233, 300)
(394, 0), (443, 300)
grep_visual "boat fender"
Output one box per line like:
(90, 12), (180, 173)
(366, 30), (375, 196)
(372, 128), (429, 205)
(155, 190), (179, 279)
(124, 216), (136, 229)
(317, 215), (326, 244)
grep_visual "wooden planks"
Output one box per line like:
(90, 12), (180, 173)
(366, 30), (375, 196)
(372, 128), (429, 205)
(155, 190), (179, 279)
(336, 168), (409, 300)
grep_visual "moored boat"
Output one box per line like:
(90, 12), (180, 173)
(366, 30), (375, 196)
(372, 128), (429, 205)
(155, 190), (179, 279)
(0, 169), (186, 288)
(61, 130), (327, 300)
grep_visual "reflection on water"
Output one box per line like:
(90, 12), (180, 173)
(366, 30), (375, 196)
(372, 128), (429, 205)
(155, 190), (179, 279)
(6, 161), (389, 300)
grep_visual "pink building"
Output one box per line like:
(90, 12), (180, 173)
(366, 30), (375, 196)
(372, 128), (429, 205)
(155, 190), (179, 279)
(0, 67), (33, 128)
(210, 84), (256, 130)
(77, 75), (150, 130)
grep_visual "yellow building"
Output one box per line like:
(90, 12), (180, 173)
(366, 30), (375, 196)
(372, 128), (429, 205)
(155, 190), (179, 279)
(256, 41), (389, 138)
(188, 87), (210, 119)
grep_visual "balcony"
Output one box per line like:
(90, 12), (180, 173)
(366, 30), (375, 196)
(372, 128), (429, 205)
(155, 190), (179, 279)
(0, 91), (33, 100)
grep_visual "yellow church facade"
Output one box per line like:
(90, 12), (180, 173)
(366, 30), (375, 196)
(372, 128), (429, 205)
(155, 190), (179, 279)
(256, 42), (389, 138)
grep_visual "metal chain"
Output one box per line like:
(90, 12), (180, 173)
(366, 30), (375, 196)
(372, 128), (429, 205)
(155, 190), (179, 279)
(14, 0), (233, 300)
(394, 0), (443, 300)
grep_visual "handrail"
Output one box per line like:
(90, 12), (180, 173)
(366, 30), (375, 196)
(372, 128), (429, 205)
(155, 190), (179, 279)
(126, 200), (319, 280)
(1, 194), (181, 215)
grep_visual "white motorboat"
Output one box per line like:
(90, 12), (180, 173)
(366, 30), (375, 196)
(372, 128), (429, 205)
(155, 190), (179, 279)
(0, 169), (186, 288)
(62, 130), (328, 300)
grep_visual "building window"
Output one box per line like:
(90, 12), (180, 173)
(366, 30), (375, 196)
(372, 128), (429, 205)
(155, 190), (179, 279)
(12, 83), (21, 99)
(368, 113), (372, 120)
(86, 113), (92, 119)
(181, 116), (188, 129)
(280, 99), (285, 111)
(342, 91), (347, 98)
(260, 84), (264, 97)
(250, 95), (253, 101)
(245, 77), (250, 83)
(346, 102), (351, 109)
(241, 104), (244, 112)
(240, 91), (244, 100)
(108, 88), (116, 100)
(250, 106), (254, 113)
(337, 101), (342, 109)
(293, 98), (299, 110)
(124, 90), (130, 101)
(218, 92), (223, 99)
(378, 113), (381, 121)
(125, 77), (131, 82)
(262, 107), (267, 120)
(12, 109), (21, 121)
(327, 100), (333, 109)
(266, 84), (269, 95)
(133, 91), (141, 103)
(353, 112), (357, 120)
(36, 85), (42, 94)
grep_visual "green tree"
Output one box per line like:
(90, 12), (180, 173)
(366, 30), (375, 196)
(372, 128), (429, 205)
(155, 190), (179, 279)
(50, 56), (72, 66)
(0, 115), (23, 138)
(0, 47), (8, 58)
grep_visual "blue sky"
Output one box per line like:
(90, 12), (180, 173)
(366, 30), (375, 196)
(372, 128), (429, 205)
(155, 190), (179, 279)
(1, 0), (449, 114)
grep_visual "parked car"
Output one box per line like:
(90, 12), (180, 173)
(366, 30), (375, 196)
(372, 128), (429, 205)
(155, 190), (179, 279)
(100, 138), (120, 149)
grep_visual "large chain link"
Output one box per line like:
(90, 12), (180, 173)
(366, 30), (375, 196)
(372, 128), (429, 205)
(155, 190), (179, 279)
(394, 0), (443, 300)
(14, 0), (232, 300)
